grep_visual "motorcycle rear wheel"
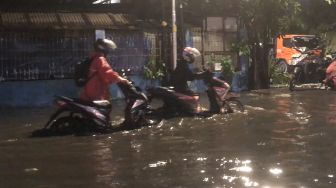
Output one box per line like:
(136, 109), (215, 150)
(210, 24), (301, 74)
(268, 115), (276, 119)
(46, 116), (83, 136)
(275, 60), (288, 73)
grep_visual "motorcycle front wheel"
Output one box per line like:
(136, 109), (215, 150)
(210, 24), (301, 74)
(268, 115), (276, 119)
(289, 66), (303, 91)
(131, 108), (162, 127)
(142, 109), (162, 125)
(222, 98), (245, 113)
(289, 78), (296, 92)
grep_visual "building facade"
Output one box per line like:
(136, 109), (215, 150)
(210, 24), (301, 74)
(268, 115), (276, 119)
(0, 2), (248, 106)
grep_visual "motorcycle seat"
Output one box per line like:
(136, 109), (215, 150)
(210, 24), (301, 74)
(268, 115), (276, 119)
(93, 100), (111, 108)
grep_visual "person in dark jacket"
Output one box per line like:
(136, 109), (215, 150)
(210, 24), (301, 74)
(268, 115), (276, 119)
(171, 47), (231, 113)
(171, 47), (203, 95)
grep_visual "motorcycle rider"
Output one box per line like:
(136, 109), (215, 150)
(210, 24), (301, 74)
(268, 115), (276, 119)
(171, 47), (203, 96)
(80, 38), (129, 102)
(171, 47), (230, 113)
(323, 55), (336, 89)
(205, 73), (231, 113)
(80, 38), (129, 125)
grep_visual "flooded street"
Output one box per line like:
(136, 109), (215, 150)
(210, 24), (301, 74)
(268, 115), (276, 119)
(1, 88), (336, 188)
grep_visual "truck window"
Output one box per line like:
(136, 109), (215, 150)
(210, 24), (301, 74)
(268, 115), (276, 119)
(283, 38), (293, 48)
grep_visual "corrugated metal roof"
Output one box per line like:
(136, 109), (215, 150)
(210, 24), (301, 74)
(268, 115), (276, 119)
(29, 13), (58, 25)
(109, 13), (130, 25)
(85, 13), (113, 27)
(0, 12), (134, 29)
(59, 13), (86, 26)
(1, 13), (27, 26)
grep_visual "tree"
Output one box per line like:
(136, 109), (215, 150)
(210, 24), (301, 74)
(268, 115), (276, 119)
(301, 0), (336, 32)
(237, 0), (303, 89)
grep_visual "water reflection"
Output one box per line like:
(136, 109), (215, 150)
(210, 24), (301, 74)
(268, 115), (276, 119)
(327, 97), (336, 124)
(0, 89), (336, 187)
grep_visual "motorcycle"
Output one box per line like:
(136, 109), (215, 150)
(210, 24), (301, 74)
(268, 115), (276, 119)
(31, 69), (160, 137)
(322, 56), (336, 90)
(324, 75), (336, 90)
(289, 48), (328, 91)
(146, 71), (244, 118)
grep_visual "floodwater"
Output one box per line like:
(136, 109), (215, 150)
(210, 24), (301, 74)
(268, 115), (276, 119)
(0, 88), (336, 188)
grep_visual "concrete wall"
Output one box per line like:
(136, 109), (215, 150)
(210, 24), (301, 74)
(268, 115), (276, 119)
(0, 79), (80, 107)
(0, 76), (160, 107)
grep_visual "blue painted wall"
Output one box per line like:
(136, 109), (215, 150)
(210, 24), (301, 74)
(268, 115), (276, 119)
(0, 76), (159, 107)
(0, 72), (247, 107)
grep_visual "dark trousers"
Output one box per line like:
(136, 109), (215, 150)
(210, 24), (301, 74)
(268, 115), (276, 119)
(207, 89), (220, 113)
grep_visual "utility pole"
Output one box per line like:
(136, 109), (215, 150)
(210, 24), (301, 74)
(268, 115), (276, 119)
(179, 0), (185, 48)
(172, 0), (177, 70)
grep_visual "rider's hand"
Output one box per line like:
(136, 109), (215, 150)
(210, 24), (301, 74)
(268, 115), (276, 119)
(119, 77), (130, 84)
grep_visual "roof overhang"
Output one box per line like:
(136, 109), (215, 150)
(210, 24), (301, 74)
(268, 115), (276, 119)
(0, 12), (136, 30)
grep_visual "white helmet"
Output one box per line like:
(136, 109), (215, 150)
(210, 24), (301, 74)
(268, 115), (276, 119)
(94, 38), (117, 54)
(182, 47), (201, 63)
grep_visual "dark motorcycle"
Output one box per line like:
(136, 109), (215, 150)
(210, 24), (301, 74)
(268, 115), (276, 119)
(31, 69), (160, 137)
(147, 71), (244, 118)
(289, 49), (328, 91)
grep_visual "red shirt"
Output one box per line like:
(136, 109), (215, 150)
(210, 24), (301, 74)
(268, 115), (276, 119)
(80, 52), (122, 101)
(326, 60), (336, 75)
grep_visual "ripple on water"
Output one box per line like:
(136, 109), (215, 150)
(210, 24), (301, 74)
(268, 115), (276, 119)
(148, 161), (167, 168)
(245, 105), (265, 111)
(6, 138), (18, 142)
(24, 168), (39, 173)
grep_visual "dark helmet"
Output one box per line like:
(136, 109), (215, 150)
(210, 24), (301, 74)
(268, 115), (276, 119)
(94, 38), (117, 54)
(182, 47), (201, 63)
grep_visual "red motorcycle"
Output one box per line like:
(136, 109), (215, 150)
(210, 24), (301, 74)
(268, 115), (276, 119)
(147, 71), (244, 118)
(323, 59), (336, 90)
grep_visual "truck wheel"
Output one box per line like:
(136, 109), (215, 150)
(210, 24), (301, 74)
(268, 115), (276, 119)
(276, 60), (288, 73)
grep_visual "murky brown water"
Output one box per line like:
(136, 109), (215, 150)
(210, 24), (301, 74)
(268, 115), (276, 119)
(1, 88), (336, 188)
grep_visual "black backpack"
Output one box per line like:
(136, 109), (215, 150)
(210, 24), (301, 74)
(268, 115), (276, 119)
(74, 57), (95, 87)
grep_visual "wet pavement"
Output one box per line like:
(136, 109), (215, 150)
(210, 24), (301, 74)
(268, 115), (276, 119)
(0, 88), (336, 188)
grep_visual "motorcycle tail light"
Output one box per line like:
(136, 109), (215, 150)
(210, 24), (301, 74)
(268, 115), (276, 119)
(56, 100), (67, 107)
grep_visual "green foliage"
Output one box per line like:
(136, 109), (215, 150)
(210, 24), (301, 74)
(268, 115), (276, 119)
(220, 56), (234, 83)
(239, 0), (303, 38)
(143, 58), (165, 80)
(301, 0), (336, 33)
(207, 54), (234, 82)
(231, 40), (251, 56)
(269, 57), (291, 85)
(325, 0), (336, 5)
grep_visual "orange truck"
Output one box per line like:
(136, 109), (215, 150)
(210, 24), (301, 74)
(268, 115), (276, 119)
(275, 34), (322, 72)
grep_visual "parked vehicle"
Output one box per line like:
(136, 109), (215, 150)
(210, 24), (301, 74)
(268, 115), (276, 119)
(289, 51), (331, 91)
(146, 71), (244, 119)
(31, 69), (160, 137)
(275, 34), (322, 73)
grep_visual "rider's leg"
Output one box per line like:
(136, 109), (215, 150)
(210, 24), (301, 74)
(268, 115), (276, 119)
(221, 83), (231, 101)
(207, 89), (220, 113)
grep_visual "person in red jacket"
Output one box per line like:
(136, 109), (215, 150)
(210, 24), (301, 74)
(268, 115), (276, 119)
(323, 57), (336, 89)
(80, 38), (129, 101)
